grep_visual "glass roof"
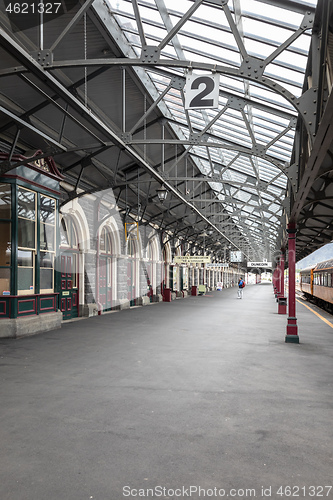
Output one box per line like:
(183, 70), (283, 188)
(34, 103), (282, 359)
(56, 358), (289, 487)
(105, 0), (317, 259)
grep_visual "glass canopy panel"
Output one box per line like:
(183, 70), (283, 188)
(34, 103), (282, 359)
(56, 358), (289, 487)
(264, 63), (305, 87)
(140, 23), (170, 42)
(183, 21), (237, 51)
(240, 0), (305, 25)
(139, 4), (167, 23)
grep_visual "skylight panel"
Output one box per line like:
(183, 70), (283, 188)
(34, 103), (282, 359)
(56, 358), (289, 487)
(244, 38), (277, 59)
(181, 46), (241, 66)
(163, 0), (194, 16)
(288, 33), (312, 54)
(242, 18), (294, 46)
(113, 13), (135, 30)
(184, 21), (237, 51)
(220, 76), (248, 94)
(272, 52), (308, 73)
(247, 86), (295, 112)
(266, 149), (290, 162)
(139, 4), (165, 24)
(109, 0), (134, 15)
(264, 63), (305, 86)
(239, 0), (304, 26)
(193, 2), (229, 27)
(140, 23), (168, 42)
(250, 106), (292, 125)
(178, 36), (238, 63)
(252, 115), (290, 134)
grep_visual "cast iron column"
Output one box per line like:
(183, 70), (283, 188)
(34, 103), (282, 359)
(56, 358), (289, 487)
(286, 224), (299, 343)
(274, 258), (281, 298)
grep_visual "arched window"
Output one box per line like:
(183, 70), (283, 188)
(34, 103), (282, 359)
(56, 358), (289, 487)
(127, 235), (137, 257)
(60, 216), (78, 249)
(147, 241), (153, 261)
(100, 226), (112, 254)
(162, 246), (167, 263)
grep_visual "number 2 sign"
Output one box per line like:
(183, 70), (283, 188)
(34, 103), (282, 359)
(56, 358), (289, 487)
(184, 73), (220, 110)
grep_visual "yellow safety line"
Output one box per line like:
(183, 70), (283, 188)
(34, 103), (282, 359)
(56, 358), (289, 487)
(296, 299), (333, 329)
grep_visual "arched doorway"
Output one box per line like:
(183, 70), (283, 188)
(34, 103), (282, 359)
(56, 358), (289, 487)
(98, 226), (113, 311)
(59, 215), (79, 320)
(161, 240), (172, 299)
(146, 237), (158, 302)
(127, 235), (137, 306)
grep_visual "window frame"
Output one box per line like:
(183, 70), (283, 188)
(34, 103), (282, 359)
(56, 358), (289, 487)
(39, 194), (56, 294)
(17, 187), (36, 295)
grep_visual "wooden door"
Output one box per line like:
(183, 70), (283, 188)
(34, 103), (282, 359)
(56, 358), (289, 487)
(99, 257), (107, 311)
(60, 252), (78, 320)
(127, 259), (135, 306)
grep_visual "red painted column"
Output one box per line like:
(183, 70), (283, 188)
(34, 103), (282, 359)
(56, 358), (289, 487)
(286, 224), (299, 342)
(275, 258), (281, 296)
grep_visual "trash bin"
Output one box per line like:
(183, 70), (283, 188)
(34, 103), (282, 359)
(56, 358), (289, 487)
(163, 288), (172, 302)
(278, 296), (287, 314)
(191, 285), (198, 296)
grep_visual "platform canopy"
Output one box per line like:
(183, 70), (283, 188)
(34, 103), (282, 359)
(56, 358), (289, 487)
(1, 0), (328, 262)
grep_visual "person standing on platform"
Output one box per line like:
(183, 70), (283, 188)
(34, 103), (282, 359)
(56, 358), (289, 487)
(237, 277), (245, 298)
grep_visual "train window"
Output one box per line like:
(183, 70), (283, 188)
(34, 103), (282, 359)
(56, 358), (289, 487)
(328, 273), (332, 287)
(324, 273), (328, 287)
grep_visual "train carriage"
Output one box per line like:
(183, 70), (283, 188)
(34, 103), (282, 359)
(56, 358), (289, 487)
(299, 265), (315, 297)
(300, 258), (333, 312)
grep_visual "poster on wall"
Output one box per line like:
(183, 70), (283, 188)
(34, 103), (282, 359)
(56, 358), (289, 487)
(173, 266), (179, 292)
(173, 256), (211, 264)
(183, 268), (189, 290)
(230, 251), (243, 263)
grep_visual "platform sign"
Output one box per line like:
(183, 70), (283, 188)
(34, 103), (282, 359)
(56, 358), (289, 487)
(247, 261), (272, 268)
(184, 73), (220, 110)
(206, 263), (229, 268)
(173, 256), (211, 264)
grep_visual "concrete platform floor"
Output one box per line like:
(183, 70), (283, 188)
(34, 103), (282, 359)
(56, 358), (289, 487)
(0, 283), (332, 500)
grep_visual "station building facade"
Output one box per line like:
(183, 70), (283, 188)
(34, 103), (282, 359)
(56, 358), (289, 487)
(0, 154), (242, 338)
